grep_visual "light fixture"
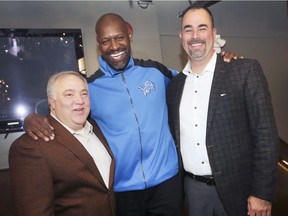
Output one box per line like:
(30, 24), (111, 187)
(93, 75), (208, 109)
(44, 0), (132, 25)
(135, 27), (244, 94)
(137, 0), (153, 9)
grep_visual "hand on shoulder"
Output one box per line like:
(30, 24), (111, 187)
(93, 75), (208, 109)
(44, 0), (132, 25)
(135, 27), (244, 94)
(24, 113), (54, 142)
(220, 50), (244, 63)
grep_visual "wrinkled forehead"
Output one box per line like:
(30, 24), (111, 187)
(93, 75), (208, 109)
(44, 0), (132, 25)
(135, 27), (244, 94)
(97, 22), (126, 40)
(55, 74), (87, 92)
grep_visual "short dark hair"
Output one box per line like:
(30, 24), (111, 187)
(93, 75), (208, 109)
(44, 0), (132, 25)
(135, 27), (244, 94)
(178, 4), (215, 28)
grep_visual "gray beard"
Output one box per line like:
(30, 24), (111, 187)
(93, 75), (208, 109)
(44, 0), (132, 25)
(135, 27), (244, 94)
(188, 49), (205, 60)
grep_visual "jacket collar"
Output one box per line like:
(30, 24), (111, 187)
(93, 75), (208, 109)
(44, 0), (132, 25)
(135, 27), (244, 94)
(47, 115), (110, 188)
(98, 55), (134, 77)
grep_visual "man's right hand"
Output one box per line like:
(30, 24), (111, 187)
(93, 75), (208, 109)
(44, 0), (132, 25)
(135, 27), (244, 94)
(24, 113), (55, 142)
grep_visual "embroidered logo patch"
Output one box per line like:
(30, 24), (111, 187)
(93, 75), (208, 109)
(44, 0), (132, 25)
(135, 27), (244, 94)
(137, 80), (156, 96)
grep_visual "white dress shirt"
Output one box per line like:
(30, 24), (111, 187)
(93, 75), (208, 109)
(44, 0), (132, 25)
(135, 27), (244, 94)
(179, 52), (217, 176)
(51, 112), (112, 188)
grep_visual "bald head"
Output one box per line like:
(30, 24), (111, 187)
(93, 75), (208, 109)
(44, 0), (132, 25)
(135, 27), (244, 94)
(95, 13), (127, 36)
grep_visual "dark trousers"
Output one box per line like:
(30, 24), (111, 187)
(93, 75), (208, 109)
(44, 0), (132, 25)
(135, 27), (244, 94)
(115, 174), (184, 216)
(184, 175), (229, 216)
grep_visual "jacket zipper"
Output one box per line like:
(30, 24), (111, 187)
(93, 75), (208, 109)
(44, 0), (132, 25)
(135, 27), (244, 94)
(121, 73), (147, 188)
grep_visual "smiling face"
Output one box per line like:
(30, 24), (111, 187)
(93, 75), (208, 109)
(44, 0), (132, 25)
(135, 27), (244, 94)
(48, 73), (90, 131)
(179, 8), (216, 63)
(96, 14), (132, 71)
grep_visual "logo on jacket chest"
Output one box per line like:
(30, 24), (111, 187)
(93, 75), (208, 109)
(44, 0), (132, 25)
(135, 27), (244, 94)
(137, 80), (156, 96)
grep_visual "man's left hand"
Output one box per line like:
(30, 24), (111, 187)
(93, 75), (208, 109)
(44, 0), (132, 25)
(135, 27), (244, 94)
(247, 196), (272, 216)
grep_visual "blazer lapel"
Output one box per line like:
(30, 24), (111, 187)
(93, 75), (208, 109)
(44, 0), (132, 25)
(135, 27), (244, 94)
(90, 119), (115, 190)
(206, 56), (227, 131)
(48, 115), (107, 188)
(172, 73), (187, 147)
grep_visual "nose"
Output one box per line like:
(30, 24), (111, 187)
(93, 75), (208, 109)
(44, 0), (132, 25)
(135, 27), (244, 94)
(191, 30), (199, 38)
(109, 38), (120, 50)
(75, 94), (84, 104)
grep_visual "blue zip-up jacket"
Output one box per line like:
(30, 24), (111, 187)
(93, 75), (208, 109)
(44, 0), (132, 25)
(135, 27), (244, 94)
(87, 56), (179, 192)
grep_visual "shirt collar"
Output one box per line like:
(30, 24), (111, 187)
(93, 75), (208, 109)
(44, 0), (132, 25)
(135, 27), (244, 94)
(50, 112), (93, 136)
(182, 52), (217, 76)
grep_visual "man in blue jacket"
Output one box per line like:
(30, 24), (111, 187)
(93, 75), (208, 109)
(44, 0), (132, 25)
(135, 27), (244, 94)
(88, 13), (182, 215)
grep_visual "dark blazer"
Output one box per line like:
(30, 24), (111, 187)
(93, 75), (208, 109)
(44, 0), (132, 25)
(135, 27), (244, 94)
(167, 56), (279, 216)
(9, 115), (115, 216)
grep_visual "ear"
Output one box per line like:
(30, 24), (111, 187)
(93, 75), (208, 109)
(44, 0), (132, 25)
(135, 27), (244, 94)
(213, 28), (217, 38)
(179, 31), (182, 39)
(96, 37), (100, 46)
(126, 21), (133, 41)
(48, 97), (56, 111)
